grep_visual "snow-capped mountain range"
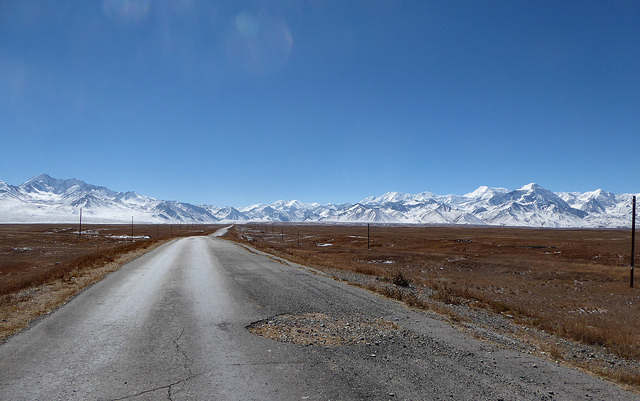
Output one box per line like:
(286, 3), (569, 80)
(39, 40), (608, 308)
(0, 174), (636, 228)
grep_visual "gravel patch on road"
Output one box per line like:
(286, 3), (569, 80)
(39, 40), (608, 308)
(247, 312), (401, 346)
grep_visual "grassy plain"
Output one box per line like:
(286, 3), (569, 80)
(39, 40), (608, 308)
(226, 223), (640, 386)
(0, 223), (222, 340)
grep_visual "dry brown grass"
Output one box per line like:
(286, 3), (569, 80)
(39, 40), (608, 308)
(226, 224), (640, 379)
(0, 223), (222, 340)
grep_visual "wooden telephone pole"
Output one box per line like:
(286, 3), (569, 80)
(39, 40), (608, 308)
(631, 196), (636, 288)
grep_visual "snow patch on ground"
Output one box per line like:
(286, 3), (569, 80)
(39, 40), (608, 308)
(105, 235), (151, 240)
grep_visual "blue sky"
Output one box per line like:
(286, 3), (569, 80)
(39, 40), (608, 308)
(1, 1), (639, 206)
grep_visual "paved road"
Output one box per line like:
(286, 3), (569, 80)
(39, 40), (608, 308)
(0, 234), (637, 400)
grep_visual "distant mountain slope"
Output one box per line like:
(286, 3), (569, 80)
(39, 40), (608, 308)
(0, 174), (219, 224)
(0, 174), (636, 227)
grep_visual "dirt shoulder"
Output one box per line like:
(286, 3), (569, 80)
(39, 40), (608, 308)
(323, 263), (640, 394)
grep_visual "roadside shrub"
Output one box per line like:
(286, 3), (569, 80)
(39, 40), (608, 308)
(390, 270), (410, 287)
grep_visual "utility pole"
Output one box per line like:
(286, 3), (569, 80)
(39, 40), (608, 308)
(632, 196), (636, 288)
(368, 223), (370, 250)
(131, 216), (134, 238)
(78, 208), (82, 238)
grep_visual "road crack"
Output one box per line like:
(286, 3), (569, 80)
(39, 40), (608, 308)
(172, 326), (193, 376)
(109, 372), (205, 401)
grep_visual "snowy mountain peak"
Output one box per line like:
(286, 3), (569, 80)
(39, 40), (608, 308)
(361, 190), (436, 206)
(466, 185), (490, 196)
(24, 173), (54, 184)
(23, 174), (90, 195)
(272, 200), (306, 209)
(519, 183), (543, 192)
(464, 186), (508, 200)
(361, 192), (404, 205)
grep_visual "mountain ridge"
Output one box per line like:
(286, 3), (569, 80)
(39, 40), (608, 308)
(0, 174), (636, 227)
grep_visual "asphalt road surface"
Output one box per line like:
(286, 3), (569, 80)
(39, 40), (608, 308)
(0, 233), (638, 400)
